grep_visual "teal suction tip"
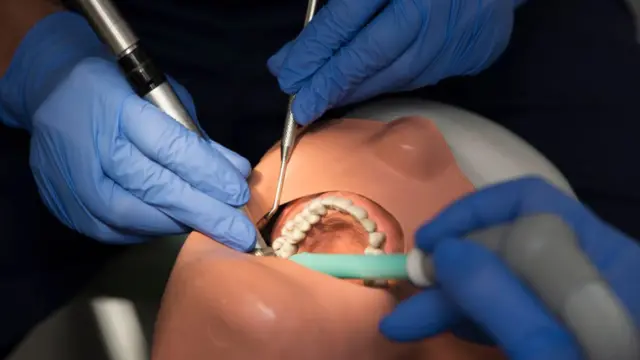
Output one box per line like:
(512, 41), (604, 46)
(289, 253), (409, 280)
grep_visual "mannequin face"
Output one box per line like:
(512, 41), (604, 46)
(152, 116), (505, 360)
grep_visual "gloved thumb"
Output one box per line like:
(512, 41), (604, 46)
(208, 141), (252, 178)
(167, 76), (198, 121)
(267, 41), (294, 78)
(379, 287), (463, 342)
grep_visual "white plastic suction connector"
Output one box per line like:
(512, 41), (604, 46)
(406, 249), (433, 287)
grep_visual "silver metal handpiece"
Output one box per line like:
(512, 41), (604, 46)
(78, 0), (272, 256)
(261, 0), (320, 227)
(76, 0), (201, 134)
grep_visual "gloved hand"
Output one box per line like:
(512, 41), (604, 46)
(0, 12), (256, 249)
(268, 0), (523, 125)
(380, 177), (640, 359)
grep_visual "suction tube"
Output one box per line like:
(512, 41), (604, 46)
(289, 253), (409, 279)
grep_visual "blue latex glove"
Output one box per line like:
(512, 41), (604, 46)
(380, 177), (640, 359)
(268, 0), (522, 125)
(0, 12), (256, 249)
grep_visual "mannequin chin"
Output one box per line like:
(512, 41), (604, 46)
(152, 101), (571, 360)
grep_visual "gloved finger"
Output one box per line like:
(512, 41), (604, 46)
(434, 238), (582, 360)
(269, 0), (388, 94)
(166, 75), (218, 143)
(121, 96), (250, 206)
(208, 141), (252, 178)
(291, 3), (422, 125)
(30, 139), (187, 241)
(103, 138), (256, 250)
(93, 175), (188, 239)
(165, 76), (251, 177)
(380, 288), (463, 342)
(415, 177), (588, 253)
(166, 76), (198, 121)
(340, 0), (452, 106)
(267, 40), (293, 77)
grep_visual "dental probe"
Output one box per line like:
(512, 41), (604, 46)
(290, 214), (639, 360)
(76, 0), (275, 257)
(259, 0), (320, 229)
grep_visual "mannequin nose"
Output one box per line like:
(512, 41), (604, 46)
(371, 116), (452, 180)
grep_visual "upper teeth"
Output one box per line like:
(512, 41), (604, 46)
(273, 195), (387, 259)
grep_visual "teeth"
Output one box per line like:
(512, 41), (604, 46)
(333, 198), (353, 209)
(283, 220), (296, 232)
(288, 228), (306, 243)
(304, 214), (321, 224)
(308, 200), (327, 215)
(364, 247), (384, 255)
(300, 208), (322, 224)
(360, 219), (376, 232)
(277, 242), (297, 258)
(368, 232), (386, 248)
(363, 244), (387, 288)
(272, 237), (287, 250)
(320, 196), (339, 206)
(346, 206), (367, 220)
(274, 195), (387, 260)
(293, 214), (311, 231)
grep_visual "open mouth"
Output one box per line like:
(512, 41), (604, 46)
(263, 190), (404, 266)
(261, 192), (409, 290)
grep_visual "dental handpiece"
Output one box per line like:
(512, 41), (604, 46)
(291, 214), (639, 360)
(262, 0), (320, 226)
(76, 0), (274, 257)
(76, 0), (201, 135)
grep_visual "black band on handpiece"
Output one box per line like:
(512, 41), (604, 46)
(117, 46), (166, 96)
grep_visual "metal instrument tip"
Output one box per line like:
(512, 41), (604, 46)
(252, 247), (277, 257)
(256, 0), (319, 248)
(260, 147), (290, 229)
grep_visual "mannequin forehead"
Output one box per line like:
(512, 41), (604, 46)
(246, 116), (475, 241)
(345, 99), (575, 195)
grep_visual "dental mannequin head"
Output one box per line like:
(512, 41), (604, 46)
(151, 100), (573, 360)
